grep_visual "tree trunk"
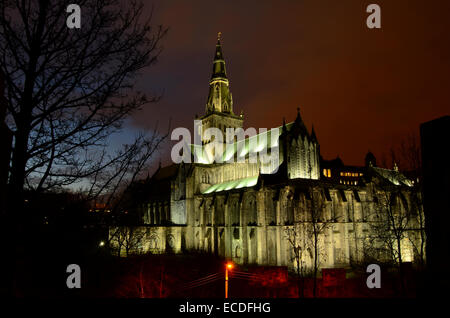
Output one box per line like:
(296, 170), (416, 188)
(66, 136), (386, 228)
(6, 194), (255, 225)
(9, 128), (29, 214)
(296, 254), (303, 298)
(396, 236), (405, 295)
(313, 232), (318, 298)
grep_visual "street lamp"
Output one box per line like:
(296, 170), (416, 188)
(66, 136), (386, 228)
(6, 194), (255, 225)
(225, 262), (233, 298)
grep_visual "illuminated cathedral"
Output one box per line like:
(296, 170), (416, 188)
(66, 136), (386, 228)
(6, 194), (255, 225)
(110, 35), (425, 273)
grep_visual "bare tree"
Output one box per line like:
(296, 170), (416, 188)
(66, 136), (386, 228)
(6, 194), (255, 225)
(0, 0), (167, 212)
(304, 187), (337, 297)
(407, 190), (425, 269)
(391, 133), (425, 268)
(109, 225), (146, 257)
(380, 134), (426, 268)
(285, 225), (305, 297)
(0, 0), (168, 296)
(366, 182), (413, 293)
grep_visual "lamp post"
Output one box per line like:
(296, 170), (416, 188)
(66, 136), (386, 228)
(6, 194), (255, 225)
(225, 262), (233, 298)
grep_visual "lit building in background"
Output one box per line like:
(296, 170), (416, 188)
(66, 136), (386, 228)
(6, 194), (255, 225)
(110, 36), (424, 273)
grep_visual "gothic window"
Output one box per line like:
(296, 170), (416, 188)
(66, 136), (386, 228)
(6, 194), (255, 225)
(145, 204), (150, 224)
(215, 199), (225, 225)
(230, 199), (240, 226)
(164, 202), (169, 223)
(266, 194), (277, 225)
(159, 202), (165, 223)
(244, 194), (257, 225)
(166, 234), (175, 251)
(204, 200), (212, 225)
(281, 191), (295, 225)
(149, 235), (159, 252)
(294, 141), (300, 161)
(235, 245), (241, 258)
(155, 203), (160, 224)
(286, 199), (294, 225)
(203, 173), (210, 184)
(150, 203), (155, 224)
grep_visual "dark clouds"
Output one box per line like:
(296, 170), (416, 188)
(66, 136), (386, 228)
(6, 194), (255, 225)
(132, 0), (450, 166)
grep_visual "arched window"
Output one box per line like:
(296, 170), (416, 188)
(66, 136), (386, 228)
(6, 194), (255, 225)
(204, 200), (212, 225)
(155, 203), (161, 224)
(235, 245), (241, 258)
(282, 191), (294, 225)
(149, 235), (159, 252)
(244, 194), (257, 225)
(266, 194), (276, 225)
(150, 203), (155, 224)
(230, 199), (240, 226)
(215, 199), (225, 225)
(166, 234), (175, 251)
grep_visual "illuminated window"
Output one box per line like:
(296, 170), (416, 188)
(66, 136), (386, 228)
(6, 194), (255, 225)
(340, 172), (343, 176)
(323, 169), (327, 176)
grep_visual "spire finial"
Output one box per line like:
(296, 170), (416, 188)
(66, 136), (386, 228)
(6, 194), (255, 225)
(217, 32), (222, 41)
(295, 107), (302, 122)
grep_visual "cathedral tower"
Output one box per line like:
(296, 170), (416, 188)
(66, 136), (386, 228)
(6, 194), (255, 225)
(282, 108), (320, 179)
(200, 33), (243, 144)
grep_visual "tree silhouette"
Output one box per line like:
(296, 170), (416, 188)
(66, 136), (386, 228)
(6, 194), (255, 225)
(0, 0), (167, 209)
(0, 0), (167, 296)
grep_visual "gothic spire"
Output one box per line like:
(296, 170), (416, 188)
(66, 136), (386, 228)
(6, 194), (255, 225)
(211, 32), (227, 80)
(205, 33), (233, 114)
(291, 107), (308, 138)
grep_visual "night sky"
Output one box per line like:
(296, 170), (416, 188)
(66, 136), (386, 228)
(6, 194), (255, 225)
(125, 0), (450, 168)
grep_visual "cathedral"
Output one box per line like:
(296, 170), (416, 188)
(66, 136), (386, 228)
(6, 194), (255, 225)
(110, 35), (425, 273)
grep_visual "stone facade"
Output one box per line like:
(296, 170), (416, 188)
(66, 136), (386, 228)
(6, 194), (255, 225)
(109, 36), (425, 272)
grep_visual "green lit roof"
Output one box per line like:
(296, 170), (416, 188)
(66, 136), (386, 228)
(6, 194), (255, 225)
(190, 122), (293, 164)
(202, 175), (259, 194)
(372, 167), (413, 187)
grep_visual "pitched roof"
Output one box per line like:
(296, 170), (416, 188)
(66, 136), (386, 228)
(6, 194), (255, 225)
(202, 175), (259, 194)
(371, 167), (413, 187)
